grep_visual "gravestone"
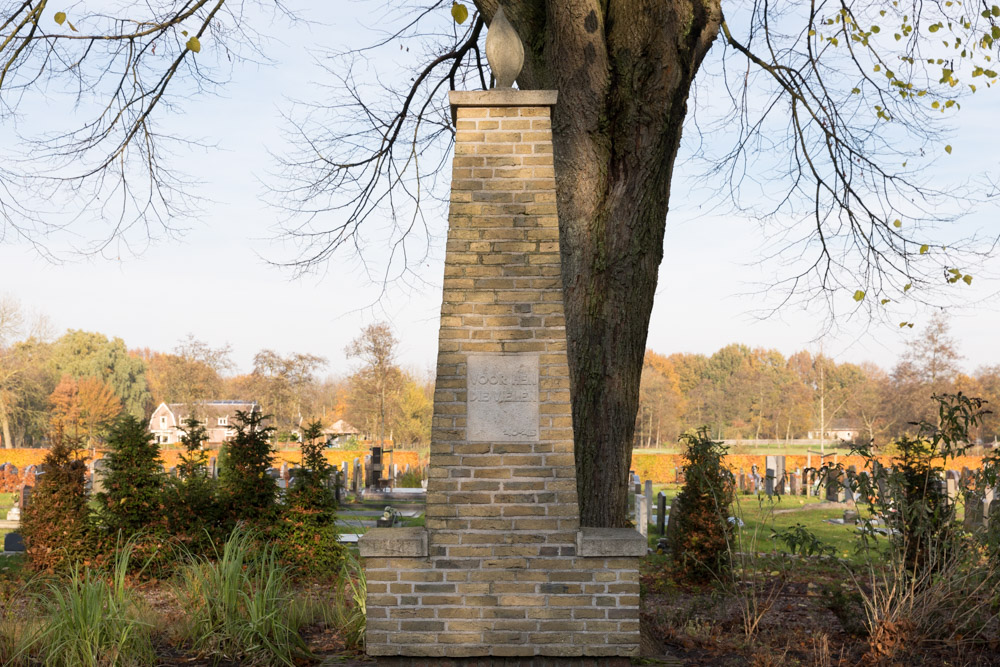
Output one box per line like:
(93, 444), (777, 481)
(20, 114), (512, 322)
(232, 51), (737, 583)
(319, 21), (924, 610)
(788, 472), (800, 496)
(826, 469), (845, 503)
(359, 61), (644, 659)
(19, 485), (31, 511)
(3, 532), (24, 553)
(766, 455), (786, 495)
(657, 492), (667, 535)
(91, 459), (108, 495)
(341, 461), (349, 486)
(280, 462), (289, 480)
(765, 467), (775, 496)
(208, 456), (217, 479)
(645, 479), (653, 526)
(636, 493), (648, 537)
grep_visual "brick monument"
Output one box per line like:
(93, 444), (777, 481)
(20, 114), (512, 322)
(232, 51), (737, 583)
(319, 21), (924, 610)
(359, 8), (645, 660)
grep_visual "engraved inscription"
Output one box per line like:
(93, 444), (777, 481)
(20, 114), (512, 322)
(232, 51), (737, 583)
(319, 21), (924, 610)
(467, 355), (539, 442)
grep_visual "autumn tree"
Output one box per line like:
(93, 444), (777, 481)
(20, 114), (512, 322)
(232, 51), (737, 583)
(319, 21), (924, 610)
(245, 350), (327, 432)
(891, 312), (963, 431)
(145, 336), (233, 407)
(346, 323), (403, 447)
(0, 297), (55, 448)
(635, 352), (685, 447)
(49, 331), (152, 418)
(4, 2), (999, 524)
(49, 376), (122, 448)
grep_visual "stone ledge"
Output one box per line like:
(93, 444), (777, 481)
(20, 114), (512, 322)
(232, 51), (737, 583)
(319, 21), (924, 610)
(576, 527), (646, 558)
(450, 89), (558, 108)
(358, 527), (428, 558)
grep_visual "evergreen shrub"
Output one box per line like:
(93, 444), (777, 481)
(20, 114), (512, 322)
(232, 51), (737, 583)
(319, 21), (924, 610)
(668, 427), (735, 582)
(20, 425), (92, 572)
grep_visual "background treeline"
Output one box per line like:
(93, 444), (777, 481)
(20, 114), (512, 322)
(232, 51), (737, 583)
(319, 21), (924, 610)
(636, 313), (1000, 446)
(0, 297), (432, 449)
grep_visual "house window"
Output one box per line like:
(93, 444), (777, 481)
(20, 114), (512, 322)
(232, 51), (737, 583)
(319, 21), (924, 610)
(160, 416), (167, 427)
(218, 416), (228, 426)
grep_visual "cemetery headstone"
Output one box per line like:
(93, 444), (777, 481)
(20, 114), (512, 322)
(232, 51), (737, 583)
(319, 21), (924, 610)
(3, 532), (24, 553)
(208, 456), (217, 479)
(645, 479), (653, 525)
(91, 459), (108, 495)
(18, 485), (31, 511)
(657, 492), (667, 535)
(636, 493), (648, 537)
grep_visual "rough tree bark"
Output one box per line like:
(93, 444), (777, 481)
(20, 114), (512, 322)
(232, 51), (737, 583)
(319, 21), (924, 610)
(475, 0), (722, 526)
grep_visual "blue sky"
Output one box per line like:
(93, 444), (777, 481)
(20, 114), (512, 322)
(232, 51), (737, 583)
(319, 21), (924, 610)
(2, 2), (999, 378)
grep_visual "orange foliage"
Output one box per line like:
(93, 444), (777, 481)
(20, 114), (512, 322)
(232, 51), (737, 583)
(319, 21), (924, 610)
(156, 448), (425, 471)
(630, 451), (985, 483)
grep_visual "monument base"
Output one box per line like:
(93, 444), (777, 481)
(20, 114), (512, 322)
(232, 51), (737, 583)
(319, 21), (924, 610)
(360, 527), (645, 659)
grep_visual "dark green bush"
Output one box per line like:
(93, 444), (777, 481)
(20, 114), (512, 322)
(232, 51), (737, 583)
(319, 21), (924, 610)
(668, 427), (735, 582)
(21, 425), (92, 572)
(96, 415), (166, 538)
(163, 417), (225, 555)
(219, 410), (277, 524)
(95, 415), (168, 567)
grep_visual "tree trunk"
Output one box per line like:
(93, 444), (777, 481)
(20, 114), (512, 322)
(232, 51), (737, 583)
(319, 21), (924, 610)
(1, 411), (12, 449)
(484, 0), (722, 526)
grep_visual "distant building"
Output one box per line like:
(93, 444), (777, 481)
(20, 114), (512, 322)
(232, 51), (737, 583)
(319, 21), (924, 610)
(149, 401), (260, 445)
(806, 421), (860, 441)
(322, 419), (360, 446)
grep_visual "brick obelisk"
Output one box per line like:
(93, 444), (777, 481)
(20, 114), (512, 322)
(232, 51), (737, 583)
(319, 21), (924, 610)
(359, 9), (644, 660)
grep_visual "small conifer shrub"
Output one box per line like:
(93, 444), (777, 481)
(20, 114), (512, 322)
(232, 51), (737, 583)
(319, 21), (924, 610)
(21, 424), (92, 571)
(668, 427), (736, 582)
(219, 409), (277, 524)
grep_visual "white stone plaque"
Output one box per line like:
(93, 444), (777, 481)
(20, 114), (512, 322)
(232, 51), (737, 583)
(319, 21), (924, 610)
(466, 354), (539, 442)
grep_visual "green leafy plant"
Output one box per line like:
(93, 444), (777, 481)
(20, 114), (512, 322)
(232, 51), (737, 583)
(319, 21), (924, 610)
(20, 423), (92, 572)
(173, 525), (311, 665)
(772, 523), (836, 557)
(838, 394), (1000, 660)
(668, 427), (736, 582)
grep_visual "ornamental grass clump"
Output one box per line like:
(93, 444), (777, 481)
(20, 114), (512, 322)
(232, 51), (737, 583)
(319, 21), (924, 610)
(30, 539), (156, 667)
(173, 526), (311, 666)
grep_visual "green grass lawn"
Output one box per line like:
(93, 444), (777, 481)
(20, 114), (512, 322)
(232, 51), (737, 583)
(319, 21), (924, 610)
(645, 488), (885, 564)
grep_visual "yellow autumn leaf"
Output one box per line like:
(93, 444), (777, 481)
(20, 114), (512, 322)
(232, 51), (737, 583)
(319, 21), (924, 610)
(451, 2), (469, 24)
(853, 290), (866, 302)
(186, 36), (201, 53)
(945, 144), (953, 154)
(963, 274), (973, 285)
(893, 219), (902, 228)
(54, 11), (66, 25)
(919, 244), (929, 254)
